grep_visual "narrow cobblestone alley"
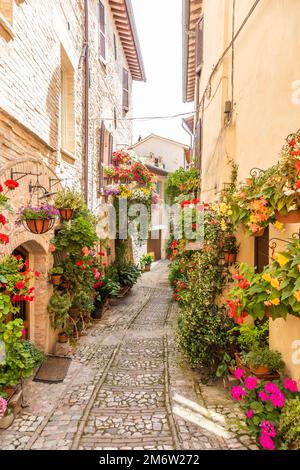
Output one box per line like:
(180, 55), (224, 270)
(0, 262), (257, 451)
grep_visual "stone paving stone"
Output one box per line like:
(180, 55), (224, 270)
(0, 261), (256, 450)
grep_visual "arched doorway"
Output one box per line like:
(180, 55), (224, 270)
(12, 246), (30, 339)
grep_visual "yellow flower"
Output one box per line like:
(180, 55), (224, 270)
(275, 253), (289, 267)
(274, 221), (284, 231)
(262, 273), (272, 283)
(270, 278), (280, 289)
(294, 291), (300, 302)
(270, 298), (280, 306)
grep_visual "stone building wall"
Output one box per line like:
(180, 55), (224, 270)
(0, 0), (136, 352)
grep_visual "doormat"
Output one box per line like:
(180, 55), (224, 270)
(33, 355), (72, 383)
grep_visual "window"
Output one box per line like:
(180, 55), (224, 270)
(195, 16), (204, 75)
(122, 68), (129, 114)
(99, 1), (106, 60)
(98, 121), (105, 192)
(113, 108), (117, 129)
(113, 33), (117, 60)
(60, 47), (75, 156)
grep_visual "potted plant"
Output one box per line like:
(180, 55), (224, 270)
(47, 291), (71, 336)
(140, 254), (154, 272)
(49, 266), (64, 286)
(0, 396), (14, 430)
(278, 397), (300, 449)
(16, 204), (59, 234)
(262, 130), (300, 223)
(54, 188), (85, 221)
(223, 234), (239, 264)
(241, 347), (284, 377)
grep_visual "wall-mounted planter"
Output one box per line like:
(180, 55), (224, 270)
(224, 252), (237, 264)
(275, 209), (300, 224)
(25, 218), (54, 234)
(59, 208), (74, 221)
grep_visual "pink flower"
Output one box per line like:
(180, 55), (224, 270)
(245, 376), (258, 390)
(265, 382), (280, 394)
(48, 244), (56, 253)
(246, 409), (254, 419)
(0, 396), (7, 418)
(270, 391), (285, 408)
(234, 368), (244, 380)
(258, 391), (269, 402)
(284, 378), (298, 393)
(22, 328), (27, 336)
(261, 420), (277, 438)
(231, 386), (246, 401)
(260, 433), (275, 451)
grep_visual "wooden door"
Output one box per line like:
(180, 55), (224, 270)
(255, 227), (270, 273)
(147, 230), (162, 261)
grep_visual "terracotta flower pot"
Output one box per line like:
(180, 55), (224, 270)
(252, 227), (265, 237)
(275, 209), (300, 224)
(144, 264), (151, 272)
(249, 364), (269, 376)
(58, 332), (69, 344)
(224, 252), (237, 264)
(0, 412), (14, 430)
(59, 208), (74, 221)
(3, 386), (15, 399)
(51, 274), (62, 286)
(25, 218), (51, 234)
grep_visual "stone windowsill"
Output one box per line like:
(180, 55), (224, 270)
(0, 14), (15, 40)
(61, 148), (76, 165)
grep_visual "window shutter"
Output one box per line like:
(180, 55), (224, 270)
(194, 118), (202, 168)
(122, 68), (129, 111)
(99, 1), (106, 60)
(99, 121), (105, 192)
(108, 133), (113, 164)
(195, 16), (204, 74)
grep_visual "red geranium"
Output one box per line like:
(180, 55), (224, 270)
(295, 161), (300, 173)
(296, 181), (300, 189)
(0, 233), (9, 245)
(238, 280), (250, 289)
(0, 214), (6, 225)
(15, 280), (25, 290)
(4, 179), (19, 190)
(0, 184), (3, 192)
(98, 252), (106, 257)
(75, 260), (84, 267)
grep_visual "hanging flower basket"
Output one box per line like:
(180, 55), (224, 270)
(59, 208), (74, 221)
(16, 204), (59, 235)
(25, 218), (54, 234)
(275, 209), (300, 224)
(224, 252), (237, 264)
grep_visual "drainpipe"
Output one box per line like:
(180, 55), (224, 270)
(83, 0), (89, 203)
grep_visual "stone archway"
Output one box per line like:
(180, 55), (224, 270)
(11, 239), (54, 352)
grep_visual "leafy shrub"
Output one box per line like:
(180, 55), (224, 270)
(165, 168), (199, 203)
(279, 397), (300, 449)
(241, 347), (284, 373)
(54, 188), (86, 211)
(53, 216), (98, 255)
(48, 292), (71, 329)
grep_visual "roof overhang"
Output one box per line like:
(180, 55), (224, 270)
(182, 0), (203, 102)
(182, 114), (194, 135)
(146, 164), (169, 177)
(109, 0), (146, 81)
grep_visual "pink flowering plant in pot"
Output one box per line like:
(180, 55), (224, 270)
(231, 369), (300, 450)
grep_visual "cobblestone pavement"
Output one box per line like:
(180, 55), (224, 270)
(0, 261), (257, 450)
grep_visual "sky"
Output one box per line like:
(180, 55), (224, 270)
(131, 0), (193, 146)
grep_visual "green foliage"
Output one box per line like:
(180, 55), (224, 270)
(279, 397), (300, 449)
(165, 167), (199, 203)
(22, 340), (45, 367)
(48, 292), (71, 330)
(140, 254), (154, 267)
(118, 263), (141, 288)
(0, 340), (40, 387)
(54, 188), (86, 211)
(223, 234), (239, 254)
(49, 266), (63, 275)
(53, 216), (98, 255)
(241, 347), (284, 373)
(94, 277), (121, 304)
(235, 322), (269, 352)
(71, 290), (94, 315)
